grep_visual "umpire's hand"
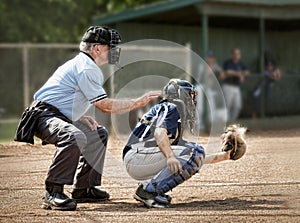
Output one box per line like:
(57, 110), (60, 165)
(79, 116), (99, 131)
(135, 91), (161, 107)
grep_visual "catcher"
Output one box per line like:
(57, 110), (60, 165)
(123, 79), (247, 208)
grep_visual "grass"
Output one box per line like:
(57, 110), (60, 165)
(239, 115), (300, 130)
(0, 115), (299, 143)
(0, 121), (18, 142)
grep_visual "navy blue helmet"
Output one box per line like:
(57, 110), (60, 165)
(163, 79), (197, 133)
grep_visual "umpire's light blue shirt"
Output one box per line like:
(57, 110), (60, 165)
(34, 52), (107, 121)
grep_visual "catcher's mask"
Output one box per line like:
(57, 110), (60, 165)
(82, 26), (122, 65)
(163, 79), (197, 133)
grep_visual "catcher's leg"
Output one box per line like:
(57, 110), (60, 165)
(142, 144), (205, 205)
(125, 145), (183, 208)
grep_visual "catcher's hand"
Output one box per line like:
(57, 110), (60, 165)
(221, 124), (247, 160)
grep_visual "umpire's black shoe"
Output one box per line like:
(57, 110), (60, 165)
(42, 191), (77, 211)
(134, 184), (169, 208)
(71, 187), (110, 203)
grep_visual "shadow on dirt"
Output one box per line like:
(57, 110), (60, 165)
(78, 196), (287, 212)
(0, 154), (13, 158)
(78, 201), (150, 212)
(172, 197), (287, 211)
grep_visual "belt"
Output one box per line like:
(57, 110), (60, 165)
(30, 100), (72, 124)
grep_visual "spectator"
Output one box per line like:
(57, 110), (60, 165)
(206, 50), (225, 82)
(223, 48), (249, 122)
(196, 50), (224, 131)
(253, 60), (281, 117)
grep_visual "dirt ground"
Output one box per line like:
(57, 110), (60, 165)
(0, 129), (299, 223)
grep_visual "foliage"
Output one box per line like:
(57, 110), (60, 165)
(106, 0), (162, 13)
(0, 0), (162, 43)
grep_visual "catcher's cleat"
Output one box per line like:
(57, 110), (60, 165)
(134, 184), (170, 208)
(162, 193), (172, 203)
(42, 191), (77, 211)
(71, 187), (110, 203)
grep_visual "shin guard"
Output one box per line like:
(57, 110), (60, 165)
(146, 145), (205, 195)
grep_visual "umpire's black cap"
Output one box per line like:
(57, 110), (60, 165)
(82, 26), (121, 47)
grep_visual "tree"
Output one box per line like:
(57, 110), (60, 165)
(0, 0), (162, 43)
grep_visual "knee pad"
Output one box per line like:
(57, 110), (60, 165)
(146, 146), (205, 195)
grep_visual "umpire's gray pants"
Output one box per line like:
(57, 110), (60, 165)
(35, 115), (108, 189)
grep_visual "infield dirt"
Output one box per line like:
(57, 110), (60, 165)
(0, 129), (299, 222)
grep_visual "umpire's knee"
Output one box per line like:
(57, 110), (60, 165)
(73, 130), (87, 149)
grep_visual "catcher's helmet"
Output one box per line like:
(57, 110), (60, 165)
(163, 79), (197, 133)
(82, 26), (121, 65)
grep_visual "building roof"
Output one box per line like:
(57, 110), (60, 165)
(93, 0), (300, 26)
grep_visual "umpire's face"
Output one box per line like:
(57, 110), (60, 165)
(93, 44), (110, 66)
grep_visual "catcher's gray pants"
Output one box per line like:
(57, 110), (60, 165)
(222, 84), (242, 121)
(35, 116), (108, 189)
(124, 144), (191, 181)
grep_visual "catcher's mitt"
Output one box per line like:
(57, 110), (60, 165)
(221, 124), (247, 160)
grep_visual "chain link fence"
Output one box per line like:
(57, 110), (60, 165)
(0, 43), (299, 140)
(0, 43), (192, 139)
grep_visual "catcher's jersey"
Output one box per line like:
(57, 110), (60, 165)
(34, 52), (107, 121)
(126, 101), (181, 147)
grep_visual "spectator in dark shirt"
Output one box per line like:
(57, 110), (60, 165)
(253, 60), (281, 117)
(223, 48), (249, 121)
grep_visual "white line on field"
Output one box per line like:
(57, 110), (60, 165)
(0, 181), (299, 190)
(181, 181), (300, 187)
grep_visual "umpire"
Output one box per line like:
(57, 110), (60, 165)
(14, 26), (160, 211)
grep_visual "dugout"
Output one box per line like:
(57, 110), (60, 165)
(94, 0), (300, 118)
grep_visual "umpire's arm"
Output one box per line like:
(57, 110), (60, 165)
(94, 91), (161, 114)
